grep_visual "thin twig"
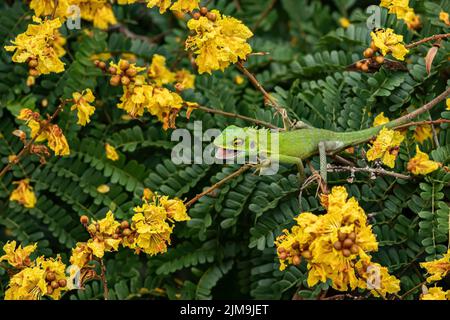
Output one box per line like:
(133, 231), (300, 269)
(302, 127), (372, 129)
(185, 165), (252, 207)
(406, 33), (450, 49)
(252, 0), (278, 32)
(189, 104), (280, 129)
(392, 118), (450, 130)
(327, 165), (411, 180)
(99, 259), (109, 300)
(0, 99), (71, 180)
(236, 61), (293, 129)
(400, 281), (427, 299)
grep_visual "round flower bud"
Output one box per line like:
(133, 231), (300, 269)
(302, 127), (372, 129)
(333, 241), (343, 251)
(28, 59), (38, 68)
(207, 12), (217, 22)
(58, 279), (67, 287)
(193, 12), (201, 20)
(126, 68), (137, 77)
(348, 232), (356, 241)
(279, 252), (287, 260)
(356, 61), (363, 69)
(119, 60), (130, 71)
(108, 66), (117, 74)
(338, 231), (347, 242)
(361, 63), (369, 72)
(292, 255), (301, 266)
(342, 249), (351, 257)
(375, 55), (385, 64)
(110, 75), (121, 86)
(370, 41), (378, 52)
(47, 285), (53, 295)
(120, 221), (130, 229)
(350, 244), (359, 254)
(343, 238), (353, 249)
(51, 281), (59, 289)
(98, 61), (106, 70)
(200, 7), (208, 16)
(122, 228), (132, 236)
(29, 69), (39, 77)
(80, 215), (89, 225)
(291, 241), (300, 250)
(46, 272), (56, 282)
(363, 48), (374, 58)
(121, 76), (131, 86)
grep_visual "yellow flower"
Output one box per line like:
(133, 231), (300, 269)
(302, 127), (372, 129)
(105, 143), (119, 161)
(407, 145), (441, 175)
(0, 241), (37, 268)
(159, 196), (190, 222)
(10, 179), (37, 208)
(69, 0), (117, 30)
(234, 75), (245, 85)
(275, 186), (381, 292)
(5, 17), (65, 76)
(69, 242), (92, 268)
(117, 0), (138, 4)
(356, 258), (401, 298)
(185, 10), (253, 74)
(420, 249), (450, 282)
(117, 76), (153, 117)
(370, 28), (409, 61)
(147, 0), (199, 13)
(440, 11), (450, 26)
(97, 184), (110, 193)
(421, 287), (450, 300)
(71, 89), (96, 126)
(414, 125), (433, 144)
(36, 256), (68, 300)
(366, 127), (404, 168)
(29, 0), (70, 19)
(128, 203), (173, 255)
(147, 87), (184, 130)
(4, 266), (47, 300)
(339, 17), (351, 28)
(46, 124), (70, 156)
(86, 211), (121, 258)
(175, 69), (196, 90)
(148, 54), (176, 87)
(380, 0), (419, 29)
(373, 112), (390, 127)
(446, 98), (450, 110)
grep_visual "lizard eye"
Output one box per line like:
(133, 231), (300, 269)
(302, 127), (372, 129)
(233, 138), (244, 147)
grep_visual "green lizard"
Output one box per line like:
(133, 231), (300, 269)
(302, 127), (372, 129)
(213, 87), (450, 181)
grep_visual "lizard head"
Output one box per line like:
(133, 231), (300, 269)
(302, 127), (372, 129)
(213, 125), (258, 160)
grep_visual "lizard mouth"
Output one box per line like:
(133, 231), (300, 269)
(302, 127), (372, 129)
(215, 147), (244, 160)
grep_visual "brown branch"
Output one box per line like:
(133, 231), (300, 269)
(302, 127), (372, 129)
(327, 164), (411, 180)
(252, 0), (278, 32)
(189, 104), (280, 129)
(390, 86), (450, 127)
(99, 259), (109, 300)
(109, 24), (169, 44)
(400, 281), (427, 299)
(0, 99), (71, 180)
(406, 33), (450, 49)
(185, 165), (252, 208)
(392, 119), (450, 130)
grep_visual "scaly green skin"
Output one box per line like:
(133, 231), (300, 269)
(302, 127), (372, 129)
(213, 122), (396, 164)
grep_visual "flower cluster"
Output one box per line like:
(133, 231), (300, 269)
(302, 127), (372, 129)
(370, 28), (409, 61)
(421, 287), (450, 300)
(97, 56), (195, 129)
(71, 89), (96, 126)
(123, 192), (190, 255)
(147, 0), (200, 13)
(4, 17), (66, 83)
(185, 9), (253, 74)
(420, 249), (450, 283)
(70, 192), (189, 269)
(275, 186), (400, 297)
(0, 241), (69, 300)
(366, 127), (404, 168)
(17, 108), (70, 156)
(380, 0), (421, 29)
